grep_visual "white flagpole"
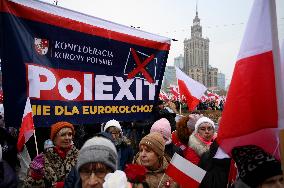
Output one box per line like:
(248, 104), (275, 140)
(33, 130), (39, 156)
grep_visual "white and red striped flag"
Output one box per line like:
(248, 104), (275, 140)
(175, 67), (207, 111)
(17, 97), (35, 152)
(217, 0), (284, 159)
(207, 91), (219, 100)
(159, 90), (169, 101)
(166, 153), (206, 188)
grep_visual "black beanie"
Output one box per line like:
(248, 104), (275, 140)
(232, 145), (282, 187)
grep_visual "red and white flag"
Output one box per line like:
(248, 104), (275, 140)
(159, 90), (169, 101)
(217, 0), (284, 159)
(170, 85), (179, 100)
(175, 67), (207, 111)
(166, 153), (206, 188)
(207, 91), (219, 100)
(17, 97), (35, 152)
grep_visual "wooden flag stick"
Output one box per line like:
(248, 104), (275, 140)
(33, 129), (39, 156)
(279, 129), (284, 177)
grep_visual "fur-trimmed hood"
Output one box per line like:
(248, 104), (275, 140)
(188, 134), (210, 157)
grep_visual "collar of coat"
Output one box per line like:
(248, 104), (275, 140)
(188, 134), (211, 157)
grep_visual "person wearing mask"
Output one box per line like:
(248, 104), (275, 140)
(24, 121), (78, 188)
(133, 132), (179, 188)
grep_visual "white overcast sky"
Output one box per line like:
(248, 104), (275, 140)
(40, 0), (284, 86)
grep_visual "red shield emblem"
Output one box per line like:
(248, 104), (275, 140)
(34, 38), (49, 55)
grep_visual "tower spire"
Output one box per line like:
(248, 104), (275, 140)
(196, 0), (198, 16)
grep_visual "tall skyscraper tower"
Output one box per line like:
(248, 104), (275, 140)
(184, 8), (209, 86)
(183, 6), (217, 88)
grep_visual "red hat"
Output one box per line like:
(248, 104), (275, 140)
(50, 121), (75, 141)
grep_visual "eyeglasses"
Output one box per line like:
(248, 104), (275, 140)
(79, 163), (112, 180)
(79, 168), (110, 179)
(198, 126), (214, 132)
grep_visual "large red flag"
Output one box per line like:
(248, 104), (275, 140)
(175, 67), (207, 111)
(17, 97), (35, 152)
(166, 153), (206, 188)
(217, 0), (284, 159)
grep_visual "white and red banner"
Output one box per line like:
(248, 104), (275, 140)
(217, 0), (284, 159)
(175, 67), (207, 111)
(166, 153), (206, 188)
(17, 97), (35, 152)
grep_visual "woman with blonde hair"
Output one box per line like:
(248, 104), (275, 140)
(24, 121), (78, 187)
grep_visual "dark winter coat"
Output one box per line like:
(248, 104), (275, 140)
(198, 141), (232, 188)
(64, 167), (79, 188)
(165, 142), (183, 160)
(0, 160), (18, 188)
(116, 137), (134, 170)
(0, 127), (19, 171)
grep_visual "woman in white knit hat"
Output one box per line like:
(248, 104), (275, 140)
(103, 119), (134, 171)
(185, 116), (216, 165)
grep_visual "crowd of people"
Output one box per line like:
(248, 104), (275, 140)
(196, 99), (224, 111)
(0, 100), (283, 188)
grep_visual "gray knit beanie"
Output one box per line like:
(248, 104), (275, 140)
(77, 136), (118, 172)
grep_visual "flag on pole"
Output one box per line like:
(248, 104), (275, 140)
(175, 67), (207, 111)
(17, 97), (35, 152)
(166, 153), (206, 188)
(217, 0), (284, 159)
